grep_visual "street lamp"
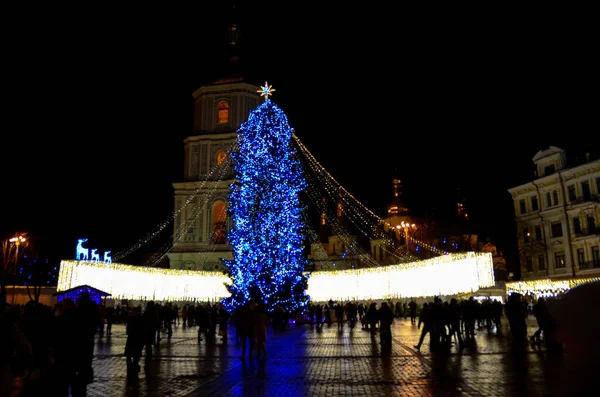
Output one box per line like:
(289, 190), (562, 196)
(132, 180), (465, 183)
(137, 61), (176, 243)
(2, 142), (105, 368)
(396, 222), (416, 250)
(9, 234), (26, 305)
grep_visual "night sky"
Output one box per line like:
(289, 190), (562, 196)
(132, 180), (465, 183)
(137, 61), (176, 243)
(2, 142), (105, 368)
(1, 5), (595, 277)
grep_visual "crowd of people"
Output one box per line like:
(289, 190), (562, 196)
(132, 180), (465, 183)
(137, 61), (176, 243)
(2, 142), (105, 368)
(304, 297), (506, 351)
(1, 292), (100, 396)
(2, 282), (599, 396)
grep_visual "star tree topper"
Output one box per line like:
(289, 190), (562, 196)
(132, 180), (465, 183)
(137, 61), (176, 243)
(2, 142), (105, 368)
(257, 81), (276, 101)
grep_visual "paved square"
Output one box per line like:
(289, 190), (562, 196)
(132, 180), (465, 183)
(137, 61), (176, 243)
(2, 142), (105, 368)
(84, 316), (565, 397)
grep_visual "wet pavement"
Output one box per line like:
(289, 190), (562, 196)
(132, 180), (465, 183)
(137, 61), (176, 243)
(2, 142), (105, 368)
(84, 316), (567, 397)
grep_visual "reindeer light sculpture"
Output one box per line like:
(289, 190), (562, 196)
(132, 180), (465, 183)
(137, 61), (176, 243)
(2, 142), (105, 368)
(90, 249), (100, 262)
(76, 238), (89, 260)
(76, 238), (112, 263)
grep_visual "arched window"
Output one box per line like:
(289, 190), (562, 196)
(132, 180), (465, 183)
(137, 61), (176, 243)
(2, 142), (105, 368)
(216, 150), (227, 165)
(217, 101), (229, 124)
(212, 201), (227, 244)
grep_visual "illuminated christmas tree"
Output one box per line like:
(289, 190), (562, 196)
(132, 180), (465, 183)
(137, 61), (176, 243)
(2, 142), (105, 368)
(222, 82), (310, 313)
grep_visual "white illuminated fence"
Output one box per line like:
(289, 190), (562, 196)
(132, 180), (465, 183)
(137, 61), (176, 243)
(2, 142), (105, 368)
(307, 252), (495, 301)
(57, 252), (495, 302)
(57, 261), (231, 302)
(505, 276), (600, 297)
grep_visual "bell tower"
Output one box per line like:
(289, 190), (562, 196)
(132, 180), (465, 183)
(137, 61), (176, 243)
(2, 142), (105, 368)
(387, 178), (409, 217)
(168, 21), (261, 271)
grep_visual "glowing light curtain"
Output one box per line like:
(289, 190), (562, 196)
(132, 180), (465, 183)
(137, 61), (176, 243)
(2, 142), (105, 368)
(306, 252), (495, 301)
(57, 260), (230, 302)
(506, 277), (600, 297)
(58, 252), (494, 302)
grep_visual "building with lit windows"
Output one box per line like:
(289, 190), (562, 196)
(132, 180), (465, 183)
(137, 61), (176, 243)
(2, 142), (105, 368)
(508, 146), (600, 281)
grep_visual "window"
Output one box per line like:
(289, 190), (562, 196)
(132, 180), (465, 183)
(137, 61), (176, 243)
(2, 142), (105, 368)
(544, 164), (556, 175)
(588, 215), (597, 234)
(535, 225), (542, 241)
(555, 252), (566, 268)
(217, 101), (229, 124)
(546, 192), (552, 208)
(568, 185), (577, 201)
(538, 255), (545, 271)
(523, 227), (530, 243)
(212, 201), (228, 244)
(573, 216), (582, 234)
(519, 199), (527, 214)
(596, 177), (600, 194)
(525, 256), (533, 272)
(216, 150), (227, 165)
(582, 181), (591, 201)
(592, 246), (600, 267)
(553, 191), (559, 206)
(551, 221), (563, 238)
(531, 196), (538, 211)
(577, 248), (585, 267)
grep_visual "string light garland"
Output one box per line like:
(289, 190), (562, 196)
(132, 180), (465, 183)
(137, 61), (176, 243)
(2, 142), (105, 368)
(57, 251), (494, 302)
(303, 182), (416, 266)
(293, 134), (448, 256)
(142, 151), (236, 268)
(505, 277), (600, 297)
(300, 146), (418, 265)
(112, 142), (237, 262)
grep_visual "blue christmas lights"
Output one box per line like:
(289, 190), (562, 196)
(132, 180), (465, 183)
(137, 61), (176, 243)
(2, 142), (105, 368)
(15, 257), (58, 286)
(56, 286), (109, 305)
(222, 98), (310, 313)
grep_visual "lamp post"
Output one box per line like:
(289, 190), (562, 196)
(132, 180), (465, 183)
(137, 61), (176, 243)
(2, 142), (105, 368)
(9, 234), (26, 305)
(396, 221), (416, 250)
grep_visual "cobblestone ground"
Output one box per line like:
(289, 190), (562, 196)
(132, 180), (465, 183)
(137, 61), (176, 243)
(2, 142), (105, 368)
(83, 316), (567, 397)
